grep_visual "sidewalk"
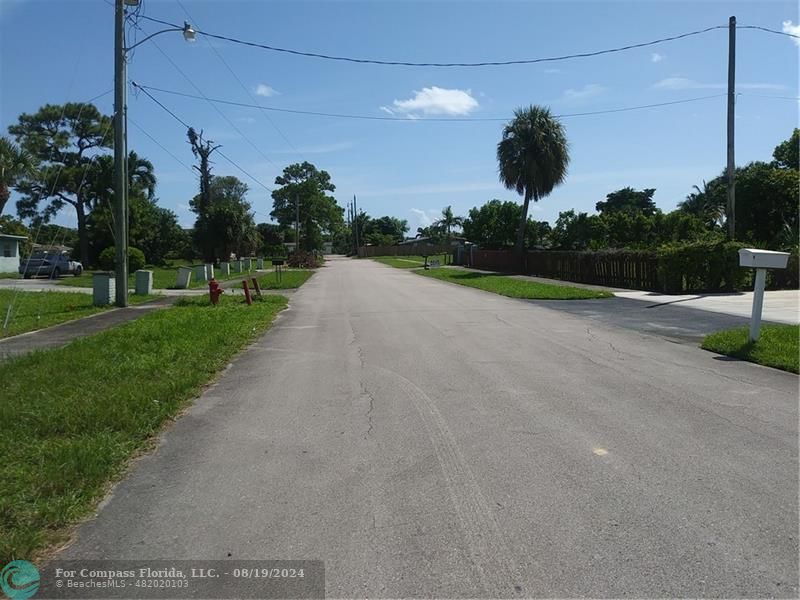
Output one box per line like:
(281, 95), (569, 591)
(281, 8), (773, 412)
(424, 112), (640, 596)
(452, 266), (799, 325)
(0, 296), (176, 360)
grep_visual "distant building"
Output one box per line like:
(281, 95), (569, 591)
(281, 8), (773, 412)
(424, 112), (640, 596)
(0, 233), (26, 273)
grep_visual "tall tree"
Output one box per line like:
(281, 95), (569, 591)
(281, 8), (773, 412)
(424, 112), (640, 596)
(8, 103), (112, 264)
(433, 205), (464, 238)
(595, 187), (657, 217)
(363, 215), (409, 245)
(192, 176), (259, 261)
(187, 128), (220, 212)
(772, 128), (799, 170)
(271, 162), (343, 252)
(463, 199), (549, 248)
(0, 137), (37, 216)
(497, 105), (569, 267)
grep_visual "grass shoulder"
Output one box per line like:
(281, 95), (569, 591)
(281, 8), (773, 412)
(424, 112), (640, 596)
(372, 255), (449, 269)
(0, 293), (288, 562)
(416, 268), (613, 300)
(701, 324), (799, 373)
(0, 290), (158, 338)
(256, 269), (314, 289)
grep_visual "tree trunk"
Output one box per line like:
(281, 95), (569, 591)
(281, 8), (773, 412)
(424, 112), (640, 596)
(76, 202), (89, 265)
(0, 183), (9, 216)
(514, 194), (531, 273)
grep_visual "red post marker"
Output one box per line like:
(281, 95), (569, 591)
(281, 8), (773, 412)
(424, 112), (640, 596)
(251, 277), (262, 298)
(242, 279), (253, 305)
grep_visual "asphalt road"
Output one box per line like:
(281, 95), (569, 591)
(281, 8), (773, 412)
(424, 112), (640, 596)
(60, 257), (799, 598)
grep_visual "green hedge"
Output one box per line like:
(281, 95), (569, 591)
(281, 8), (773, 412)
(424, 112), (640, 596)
(98, 246), (146, 272)
(657, 241), (747, 293)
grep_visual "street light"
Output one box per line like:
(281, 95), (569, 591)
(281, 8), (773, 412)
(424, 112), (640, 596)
(114, 0), (194, 306)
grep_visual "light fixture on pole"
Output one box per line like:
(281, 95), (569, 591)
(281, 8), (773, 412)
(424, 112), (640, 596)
(113, 0), (194, 307)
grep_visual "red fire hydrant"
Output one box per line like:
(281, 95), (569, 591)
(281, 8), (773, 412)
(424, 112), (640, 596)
(208, 279), (224, 304)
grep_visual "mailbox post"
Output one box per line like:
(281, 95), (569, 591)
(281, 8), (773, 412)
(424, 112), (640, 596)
(738, 248), (790, 342)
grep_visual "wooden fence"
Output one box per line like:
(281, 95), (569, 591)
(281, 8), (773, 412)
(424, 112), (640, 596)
(470, 249), (661, 291)
(358, 244), (455, 258)
(526, 251), (660, 291)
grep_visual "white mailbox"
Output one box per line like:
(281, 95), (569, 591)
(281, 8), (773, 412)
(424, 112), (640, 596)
(737, 248), (790, 342)
(738, 248), (790, 270)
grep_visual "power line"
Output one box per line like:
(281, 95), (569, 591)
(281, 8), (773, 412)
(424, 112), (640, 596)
(738, 92), (800, 101)
(131, 81), (273, 192)
(128, 115), (196, 174)
(140, 15), (728, 67)
(737, 25), (800, 40)
(133, 22), (283, 171)
(174, 0), (301, 156)
(135, 83), (727, 122)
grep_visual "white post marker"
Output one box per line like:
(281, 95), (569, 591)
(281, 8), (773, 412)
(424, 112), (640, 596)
(738, 249), (790, 342)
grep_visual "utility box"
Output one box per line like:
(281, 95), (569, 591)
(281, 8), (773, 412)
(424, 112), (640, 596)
(134, 270), (153, 295)
(175, 266), (192, 289)
(738, 248), (790, 270)
(219, 262), (230, 276)
(205, 263), (214, 281)
(92, 272), (115, 306)
(194, 264), (207, 283)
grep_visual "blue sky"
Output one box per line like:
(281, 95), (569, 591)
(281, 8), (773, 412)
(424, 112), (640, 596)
(1, 0), (797, 233)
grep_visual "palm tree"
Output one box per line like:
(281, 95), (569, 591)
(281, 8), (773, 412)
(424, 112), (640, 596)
(497, 106), (569, 267)
(678, 180), (725, 229)
(0, 136), (36, 215)
(433, 205), (464, 239)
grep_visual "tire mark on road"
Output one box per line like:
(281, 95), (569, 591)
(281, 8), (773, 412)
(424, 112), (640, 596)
(364, 365), (527, 597)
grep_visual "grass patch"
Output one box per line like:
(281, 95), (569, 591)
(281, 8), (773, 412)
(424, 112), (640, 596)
(417, 268), (613, 300)
(702, 324), (799, 373)
(0, 290), (156, 338)
(372, 255), (449, 269)
(58, 262), (273, 290)
(0, 272), (20, 279)
(256, 269), (313, 289)
(0, 293), (288, 562)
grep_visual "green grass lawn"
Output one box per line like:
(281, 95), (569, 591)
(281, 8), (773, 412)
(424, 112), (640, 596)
(256, 269), (313, 289)
(58, 262), (273, 290)
(702, 324), (799, 373)
(0, 272), (20, 279)
(0, 293), (288, 562)
(417, 268), (613, 300)
(372, 255), (449, 269)
(0, 290), (156, 338)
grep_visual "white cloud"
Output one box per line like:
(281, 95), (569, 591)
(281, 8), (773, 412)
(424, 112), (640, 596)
(651, 52), (664, 63)
(653, 77), (785, 91)
(562, 83), (607, 101)
(389, 86), (479, 117)
(409, 208), (443, 231)
(783, 20), (800, 45)
(254, 84), (278, 97)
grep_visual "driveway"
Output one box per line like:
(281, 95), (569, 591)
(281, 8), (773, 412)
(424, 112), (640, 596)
(58, 257), (798, 598)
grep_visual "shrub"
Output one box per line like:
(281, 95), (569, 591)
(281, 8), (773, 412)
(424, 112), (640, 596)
(657, 240), (747, 293)
(97, 246), (147, 272)
(287, 250), (323, 268)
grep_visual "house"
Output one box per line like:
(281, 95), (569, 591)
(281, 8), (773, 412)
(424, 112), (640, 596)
(0, 233), (26, 273)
